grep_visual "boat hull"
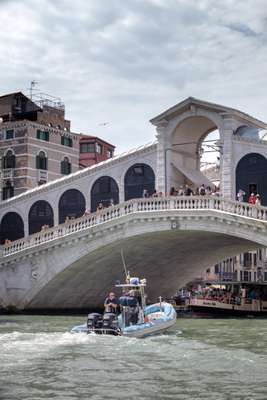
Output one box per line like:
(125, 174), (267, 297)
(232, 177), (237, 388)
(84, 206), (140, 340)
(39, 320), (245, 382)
(70, 302), (177, 337)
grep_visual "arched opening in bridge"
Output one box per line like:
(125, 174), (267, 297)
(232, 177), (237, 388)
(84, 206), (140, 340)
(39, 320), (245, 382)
(29, 200), (54, 234)
(91, 176), (119, 212)
(59, 189), (86, 223)
(236, 153), (267, 205)
(169, 116), (220, 193)
(0, 212), (24, 244)
(124, 164), (155, 200)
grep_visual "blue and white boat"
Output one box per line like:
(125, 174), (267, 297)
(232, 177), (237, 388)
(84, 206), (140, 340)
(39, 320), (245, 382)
(71, 276), (177, 338)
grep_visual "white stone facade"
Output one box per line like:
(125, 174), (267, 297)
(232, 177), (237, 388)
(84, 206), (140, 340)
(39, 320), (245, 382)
(1, 97), (267, 237)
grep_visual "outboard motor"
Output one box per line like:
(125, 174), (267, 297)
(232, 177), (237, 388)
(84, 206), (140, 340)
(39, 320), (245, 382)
(102, 313), (119, 334)
(87, 313), (103, 330)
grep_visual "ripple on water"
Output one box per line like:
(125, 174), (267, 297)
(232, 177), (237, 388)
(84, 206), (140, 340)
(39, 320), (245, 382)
(0, 316), (266, 400)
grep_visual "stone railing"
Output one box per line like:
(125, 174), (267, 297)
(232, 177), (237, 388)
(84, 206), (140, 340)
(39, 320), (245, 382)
(2, 196), (267, 258)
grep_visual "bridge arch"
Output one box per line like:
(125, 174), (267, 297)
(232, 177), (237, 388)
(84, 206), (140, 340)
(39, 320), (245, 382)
(29, 200), (54, 234)
(0, 212), (24, 244)
(124, 163), (155, 200)
(91, 176), (119, 212)
(236, 153), (267, 205)
(58, 189), (86, 224)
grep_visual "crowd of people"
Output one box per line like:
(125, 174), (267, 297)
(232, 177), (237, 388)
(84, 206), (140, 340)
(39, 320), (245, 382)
(142, 184), (221, 198)
(237, 189), (261, 206)
(169, 184), (220, 197)
(193, 285), (267, 304)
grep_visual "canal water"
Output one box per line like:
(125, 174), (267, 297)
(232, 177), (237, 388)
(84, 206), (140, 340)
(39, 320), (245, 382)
(0, 316), (266, 400)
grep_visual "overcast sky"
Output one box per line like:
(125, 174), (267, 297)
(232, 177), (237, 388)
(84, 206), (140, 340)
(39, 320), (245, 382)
(0, 0), (267, 153)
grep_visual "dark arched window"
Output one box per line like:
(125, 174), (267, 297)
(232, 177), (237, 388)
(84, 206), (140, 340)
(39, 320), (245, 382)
(2, 150), (15, 169)
(29, 200), (54, 234)
(91, 176), (119, 212)
(58, 189), (85, 224)
(36, 151), (47, 170)
(236, 153), (267, 205)
(61, 157), (72, 175)
(0, 212), (24, 244)
(124, 163), (155, 201)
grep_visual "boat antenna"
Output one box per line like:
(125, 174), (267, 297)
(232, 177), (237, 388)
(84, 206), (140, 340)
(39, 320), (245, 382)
(120, 249), (129, 281)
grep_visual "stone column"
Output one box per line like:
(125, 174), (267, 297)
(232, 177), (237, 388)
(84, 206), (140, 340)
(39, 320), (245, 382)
(221, 117), (235, 200)
(155, 120), (169, 195)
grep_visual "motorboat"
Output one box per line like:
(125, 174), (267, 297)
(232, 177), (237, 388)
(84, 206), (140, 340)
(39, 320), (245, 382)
(70, 276), (177, 338)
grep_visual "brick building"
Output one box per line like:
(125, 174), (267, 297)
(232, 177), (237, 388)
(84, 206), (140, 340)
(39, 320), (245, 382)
(0, 92), (115, 200)
(79, 135), (115, 168)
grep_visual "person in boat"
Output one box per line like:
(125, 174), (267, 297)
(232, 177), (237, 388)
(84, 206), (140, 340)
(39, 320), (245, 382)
(119, 289), (139, 326)
(104, 292), (119, 314)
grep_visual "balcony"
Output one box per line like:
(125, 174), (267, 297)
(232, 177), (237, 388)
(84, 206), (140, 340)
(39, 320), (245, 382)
(1, 169), (14, 180)
(38, 169), (48, 183)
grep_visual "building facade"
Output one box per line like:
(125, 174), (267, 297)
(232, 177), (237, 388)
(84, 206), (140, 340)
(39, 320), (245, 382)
(0, 92), (80, 199)
(79, 135), (115, 168)
(1, 96), (267, 246)
(0, 92), (116, 200)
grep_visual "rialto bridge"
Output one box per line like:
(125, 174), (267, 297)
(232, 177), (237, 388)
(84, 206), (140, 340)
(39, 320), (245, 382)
(1, 97), (267, 310)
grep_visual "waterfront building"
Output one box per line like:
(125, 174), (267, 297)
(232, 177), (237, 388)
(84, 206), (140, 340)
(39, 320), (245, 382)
(0, 92), (79, 198)
(0, 92), (115, 201)
(79, 135), (115, 168)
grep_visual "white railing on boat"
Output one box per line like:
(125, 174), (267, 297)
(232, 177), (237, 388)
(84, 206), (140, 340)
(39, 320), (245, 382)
(2, 196), (267, 257)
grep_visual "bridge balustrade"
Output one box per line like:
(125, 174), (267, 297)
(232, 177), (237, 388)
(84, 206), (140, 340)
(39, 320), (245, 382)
(2, 196), (267, 257)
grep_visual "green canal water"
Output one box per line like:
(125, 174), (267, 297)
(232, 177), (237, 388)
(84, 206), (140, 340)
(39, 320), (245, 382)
(0, 315), (266, 400)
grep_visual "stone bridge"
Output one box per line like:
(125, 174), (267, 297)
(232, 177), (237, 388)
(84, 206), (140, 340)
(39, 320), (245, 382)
(1, 196), (267, 311)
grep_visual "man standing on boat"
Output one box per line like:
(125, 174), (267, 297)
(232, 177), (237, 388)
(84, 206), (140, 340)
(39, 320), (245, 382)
(104, 292), (119, 314)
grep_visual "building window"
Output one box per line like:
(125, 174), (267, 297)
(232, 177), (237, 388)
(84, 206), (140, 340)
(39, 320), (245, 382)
(6, 129), (14, 140)
(2, 181), (14, 200)
(61, 157), (72, 175)
(80, 143), (95, 153)
(37, 129), (49, 141)
(36, 151), (47, 170)
(2, 150), (15, 169)
(61, 136), (73, 147)
(96, 143), (103, 154)
(264, 271), (267, 281)
(107, 149), (113, 158)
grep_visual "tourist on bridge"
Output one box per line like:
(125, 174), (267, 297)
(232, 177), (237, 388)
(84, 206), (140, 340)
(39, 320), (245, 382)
(97, 202), (104, 211)
(255, 194), (261, 206)
(199, 184), (206, 196)
(142, 189), (149, 198)
(249, 193), (256, 205)
(184, 184), (193, 196)
(237, 189), (246, 202)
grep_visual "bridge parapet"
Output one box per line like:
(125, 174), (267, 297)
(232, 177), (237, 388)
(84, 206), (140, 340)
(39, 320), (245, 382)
(2, 196), (267, 258)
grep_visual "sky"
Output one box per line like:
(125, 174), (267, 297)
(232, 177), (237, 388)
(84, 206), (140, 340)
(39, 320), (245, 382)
(0, 0), (267, 154)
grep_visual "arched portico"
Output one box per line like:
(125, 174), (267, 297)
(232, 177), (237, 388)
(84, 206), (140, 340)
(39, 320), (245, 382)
(236, 153), (267, 205)
(29, 200), (54, 235)
(91, 176), (119, 212)
(0, 212), (24, 244)
(124, 163), (155, 200)
(150, 97), (266, 199)
(58, 189), (86, 224)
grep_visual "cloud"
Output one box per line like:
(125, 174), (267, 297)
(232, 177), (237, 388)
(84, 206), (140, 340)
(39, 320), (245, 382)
(0, 0), (267, 152)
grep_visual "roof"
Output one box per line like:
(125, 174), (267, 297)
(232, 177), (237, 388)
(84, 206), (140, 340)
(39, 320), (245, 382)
(150, 97), (267, 129)
(0, 91), (23, 100)
(80, 134), (115, 148)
